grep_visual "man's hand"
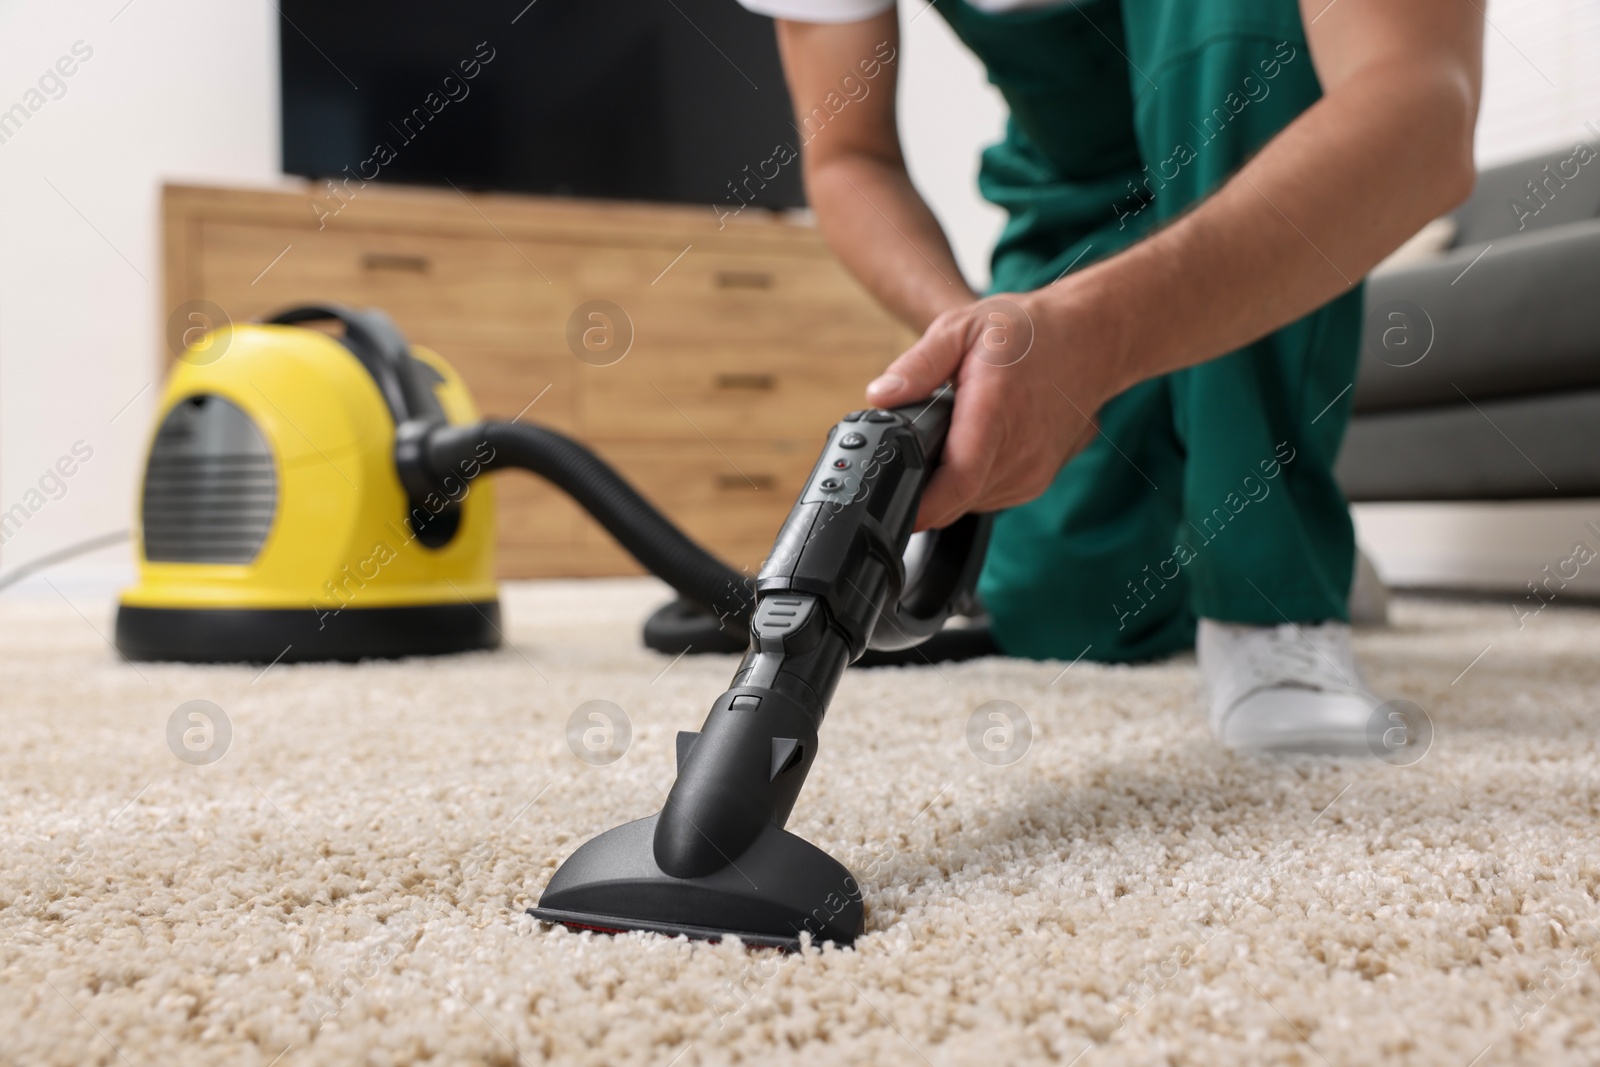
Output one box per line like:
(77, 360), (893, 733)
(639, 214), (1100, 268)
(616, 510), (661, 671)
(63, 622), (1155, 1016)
(865, 286), (1133, 530)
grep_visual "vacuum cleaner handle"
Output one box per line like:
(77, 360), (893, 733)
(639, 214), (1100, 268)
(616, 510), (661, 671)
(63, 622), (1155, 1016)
(652, 391), (991, 882)
(757, 387), (992, 656)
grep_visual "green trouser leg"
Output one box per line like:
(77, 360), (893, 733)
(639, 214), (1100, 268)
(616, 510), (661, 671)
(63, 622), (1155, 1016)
(980, 377), (1194, 663)
(981, 311), (1361, 662)
(1165, 314), (1361, 629)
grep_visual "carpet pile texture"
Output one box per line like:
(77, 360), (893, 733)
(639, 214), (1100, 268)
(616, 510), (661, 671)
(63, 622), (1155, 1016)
(2, 579), (1597, 1066)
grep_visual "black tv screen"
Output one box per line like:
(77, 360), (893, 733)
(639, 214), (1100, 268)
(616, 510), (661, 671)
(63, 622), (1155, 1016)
(280, 0), (804, 210)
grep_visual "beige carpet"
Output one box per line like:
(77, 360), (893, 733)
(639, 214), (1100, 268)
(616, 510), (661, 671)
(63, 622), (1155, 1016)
(3, 578), (1599, 1067)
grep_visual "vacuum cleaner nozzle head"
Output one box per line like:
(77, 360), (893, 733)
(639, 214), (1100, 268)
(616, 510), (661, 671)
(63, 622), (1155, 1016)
(530, 814), (863, 951)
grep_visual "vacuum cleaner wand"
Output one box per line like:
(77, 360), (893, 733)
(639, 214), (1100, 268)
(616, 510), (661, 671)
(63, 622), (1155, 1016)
(526, 391), (990, 949)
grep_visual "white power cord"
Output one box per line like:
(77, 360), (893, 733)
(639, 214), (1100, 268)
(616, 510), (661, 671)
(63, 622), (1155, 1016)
(0, 530), (130, 594)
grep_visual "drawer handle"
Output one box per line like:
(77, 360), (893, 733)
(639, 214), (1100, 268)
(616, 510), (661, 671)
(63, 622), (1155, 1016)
(718, 473), (775, 491)
(714, 372), (775, 391)
(362, 252), (430, 273)
(715, 270), (773, 290)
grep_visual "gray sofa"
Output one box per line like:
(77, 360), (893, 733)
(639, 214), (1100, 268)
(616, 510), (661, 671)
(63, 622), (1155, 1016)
(1337, 145), (1600, 500)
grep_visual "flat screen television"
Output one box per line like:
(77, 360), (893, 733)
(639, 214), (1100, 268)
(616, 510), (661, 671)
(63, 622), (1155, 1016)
(279, 0), (804, 211)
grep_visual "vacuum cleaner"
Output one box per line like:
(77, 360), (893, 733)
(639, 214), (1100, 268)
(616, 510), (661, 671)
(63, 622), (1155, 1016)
(117, 304), (767, 660)
(119, 304), (992, 948)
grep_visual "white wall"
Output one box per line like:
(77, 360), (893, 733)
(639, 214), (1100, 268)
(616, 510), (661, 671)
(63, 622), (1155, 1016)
(895, 3), (1007, 290)
(1474, 0), (1600, 166)
(0, 0), (279, 592)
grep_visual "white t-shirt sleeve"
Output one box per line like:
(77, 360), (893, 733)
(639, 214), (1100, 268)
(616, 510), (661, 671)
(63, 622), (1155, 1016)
(735, 0), (895, 23)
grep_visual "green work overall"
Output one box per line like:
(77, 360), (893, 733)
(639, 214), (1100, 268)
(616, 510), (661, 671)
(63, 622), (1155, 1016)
(936, 0), (1365, 662)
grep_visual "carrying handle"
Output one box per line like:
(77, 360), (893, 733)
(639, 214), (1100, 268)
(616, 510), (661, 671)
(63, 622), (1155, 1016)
(265, 304), (460, 547)
(263, 304), (444, 427)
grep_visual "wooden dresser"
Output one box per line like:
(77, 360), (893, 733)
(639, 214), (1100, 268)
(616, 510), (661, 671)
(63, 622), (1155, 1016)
(162, 183), (914, 578)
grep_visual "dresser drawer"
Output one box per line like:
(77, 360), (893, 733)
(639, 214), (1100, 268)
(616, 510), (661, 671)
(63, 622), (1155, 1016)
(579, 349), (874, 442)
(197, 222), (573, 348)
(569, 244), (909, 354)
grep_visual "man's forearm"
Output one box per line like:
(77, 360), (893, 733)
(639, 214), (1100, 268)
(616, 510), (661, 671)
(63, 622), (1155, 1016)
(806, 155), (977, 332)
(1058, 58), (1478, 397)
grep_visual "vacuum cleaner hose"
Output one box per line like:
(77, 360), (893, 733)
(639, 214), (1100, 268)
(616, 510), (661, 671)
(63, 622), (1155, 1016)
(424, 421), (755, 629)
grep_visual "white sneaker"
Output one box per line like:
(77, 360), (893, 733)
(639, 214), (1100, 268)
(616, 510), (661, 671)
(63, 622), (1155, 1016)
(1197, 619), (1379, 756)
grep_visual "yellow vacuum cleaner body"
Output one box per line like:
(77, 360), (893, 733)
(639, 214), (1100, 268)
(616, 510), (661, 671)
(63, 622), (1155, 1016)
(116, 305), (500, 662)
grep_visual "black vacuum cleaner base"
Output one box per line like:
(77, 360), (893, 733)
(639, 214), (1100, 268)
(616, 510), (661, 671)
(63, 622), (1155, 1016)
(114, 601), (501, 663)
(529, 814), (863, 950)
